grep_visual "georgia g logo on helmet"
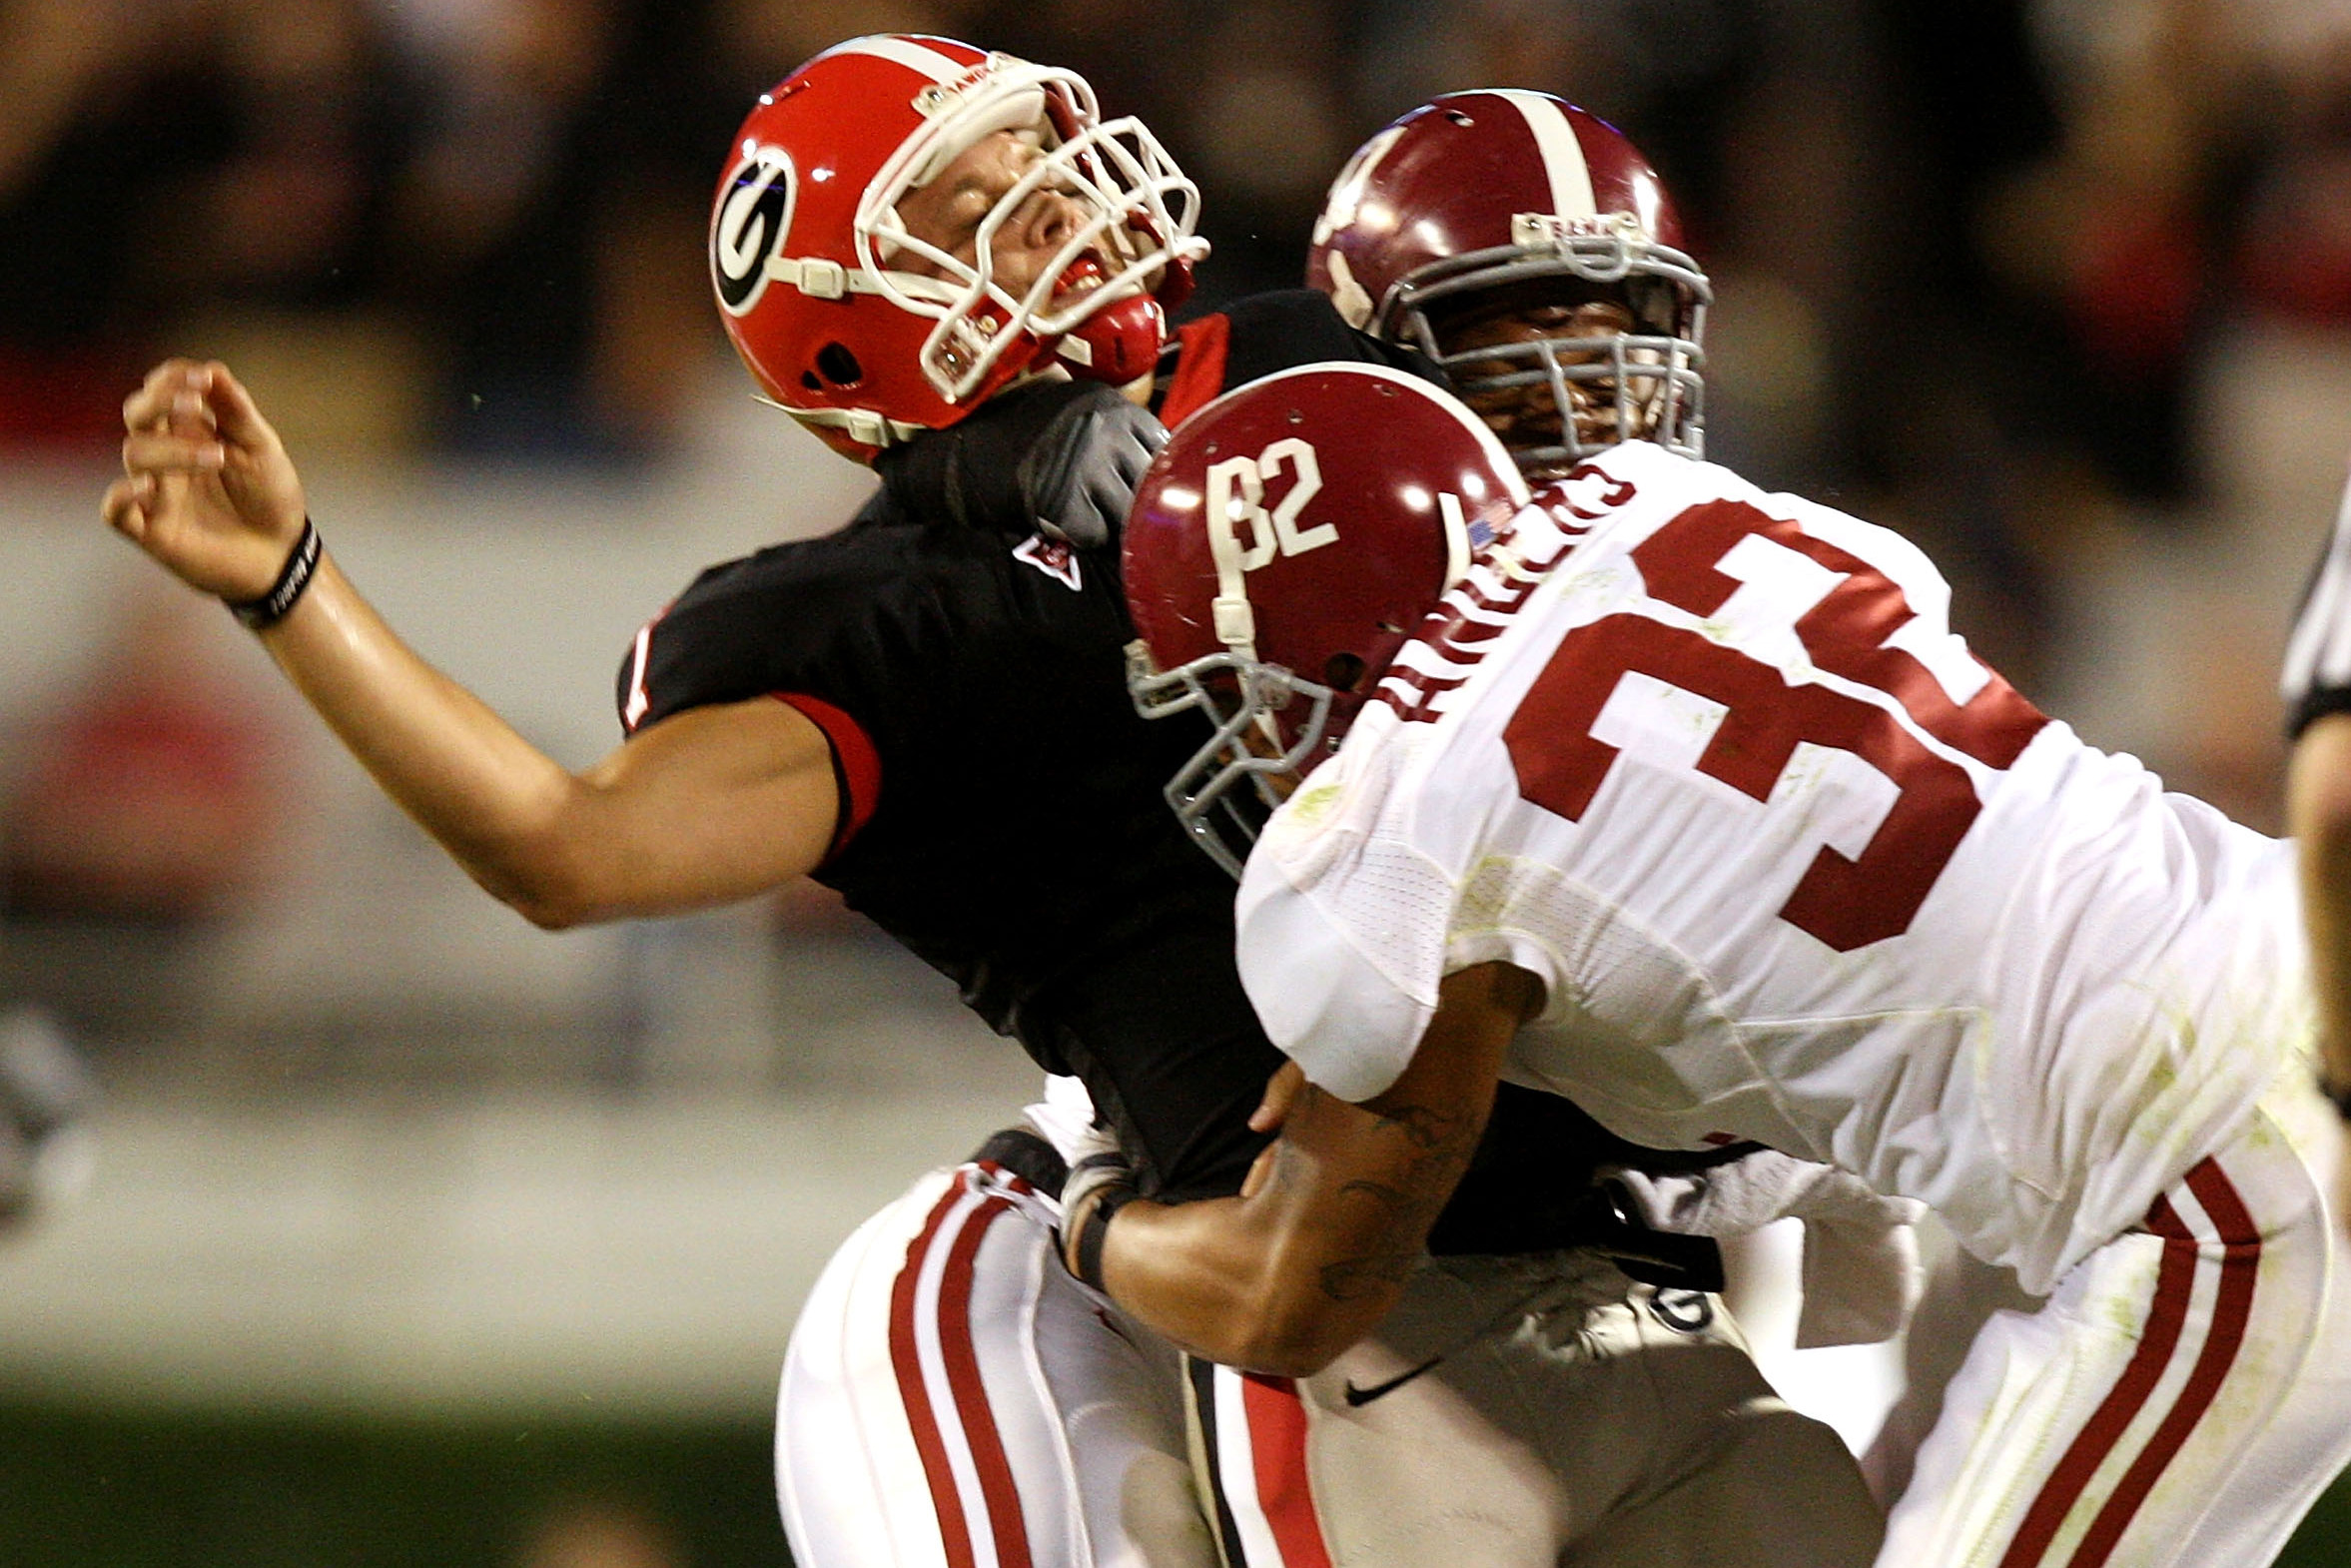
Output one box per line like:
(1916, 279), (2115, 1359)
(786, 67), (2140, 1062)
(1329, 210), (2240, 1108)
(712, 144), (798, 318)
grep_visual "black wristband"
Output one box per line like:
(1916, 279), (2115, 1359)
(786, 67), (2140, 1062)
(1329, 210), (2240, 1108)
(1072, 1179), (1139, 1292)
(227, 517), (321, 630)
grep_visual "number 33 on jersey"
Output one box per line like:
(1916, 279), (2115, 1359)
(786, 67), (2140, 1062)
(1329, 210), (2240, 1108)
(1374, 439), (2046, 953)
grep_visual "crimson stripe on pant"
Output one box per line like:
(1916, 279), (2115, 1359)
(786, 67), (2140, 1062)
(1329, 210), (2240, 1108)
(886, 1171), (1035, 1568)
(1193, 1361), (1335, 1567)
(2066, 1162), (2261, 1566)
(1996, 1157), (2261, 1568)
(1237, 1374), (1334, 1568)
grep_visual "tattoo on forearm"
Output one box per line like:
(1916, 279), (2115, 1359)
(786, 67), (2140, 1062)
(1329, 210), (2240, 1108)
(1372, 1103), (1455, 1150)
(1309, 1096), (1482, 1304)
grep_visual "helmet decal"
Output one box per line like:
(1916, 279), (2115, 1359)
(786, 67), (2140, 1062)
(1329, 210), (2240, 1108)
(1206, 439), (1333, 572)
(1310, 125), (1406, 249)
(711, 144), (798, 317)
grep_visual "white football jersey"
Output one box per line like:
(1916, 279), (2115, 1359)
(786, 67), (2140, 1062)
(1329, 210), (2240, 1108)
(1234, 439), (2312, 1293)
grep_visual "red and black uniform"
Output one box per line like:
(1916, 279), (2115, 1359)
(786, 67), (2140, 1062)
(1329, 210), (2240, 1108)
(707, 292), (1875, 1568)
(619, 290), (1726, 1242)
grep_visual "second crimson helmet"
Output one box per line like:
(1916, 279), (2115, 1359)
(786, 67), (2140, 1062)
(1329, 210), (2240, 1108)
(710, 35), (1206, 461)
(1124, 364), (1528, 876)
(1307, 90), (1709, 472)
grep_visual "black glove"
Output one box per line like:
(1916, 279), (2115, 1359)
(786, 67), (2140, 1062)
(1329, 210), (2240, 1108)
(877, 379), (1168, 549)
(1015, 385), (1168, 550)
(2285, 476), (2351, 740)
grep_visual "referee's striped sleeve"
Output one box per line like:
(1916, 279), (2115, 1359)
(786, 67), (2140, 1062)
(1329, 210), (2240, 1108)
(2284, 465), (2351, 739)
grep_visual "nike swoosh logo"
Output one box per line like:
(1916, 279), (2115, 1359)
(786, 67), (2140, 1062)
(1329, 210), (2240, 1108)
(1341, 1354), (1443, 1407)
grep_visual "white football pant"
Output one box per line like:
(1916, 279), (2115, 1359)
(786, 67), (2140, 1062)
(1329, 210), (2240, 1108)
(778, 1160), (1885, 1567)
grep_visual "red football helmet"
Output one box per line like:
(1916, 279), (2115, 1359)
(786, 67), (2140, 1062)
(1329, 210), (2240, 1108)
(1307, 90), (1709, 474)
(711, 35), (1206, 461)
(1125, 364), (1528, 876)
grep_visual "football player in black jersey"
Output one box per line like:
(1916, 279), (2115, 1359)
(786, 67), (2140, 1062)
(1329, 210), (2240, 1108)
(103, 39), (1886, 1568)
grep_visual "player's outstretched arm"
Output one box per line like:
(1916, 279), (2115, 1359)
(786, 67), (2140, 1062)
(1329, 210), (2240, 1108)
(1068, 962), (1539, 1377)
(102, 360), (840, 926)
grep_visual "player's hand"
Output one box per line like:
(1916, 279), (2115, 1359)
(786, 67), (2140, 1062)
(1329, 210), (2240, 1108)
(1014, 383), (1166, 549)
(876, 378), (1166, 548)
(1238, 1062), (1309, 1199)
(1247, 1061), (1309, 1137)
(101, 360), (309, 602)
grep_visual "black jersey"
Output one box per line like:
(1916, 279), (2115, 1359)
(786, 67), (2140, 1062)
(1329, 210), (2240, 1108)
(625, 479), (1280, 1197)
(619, 292), (1414, 1201)
(620, 290), (1739, 1252)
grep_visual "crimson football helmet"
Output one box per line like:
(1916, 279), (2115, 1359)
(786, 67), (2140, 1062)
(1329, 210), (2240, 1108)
(711, 35), (1206, 461)
(1307, 90), (1709, 474)
(1125, 364), (1528, 876)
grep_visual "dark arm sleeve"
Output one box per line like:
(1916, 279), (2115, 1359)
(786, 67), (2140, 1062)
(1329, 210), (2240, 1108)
(870, 379), (1120, 541)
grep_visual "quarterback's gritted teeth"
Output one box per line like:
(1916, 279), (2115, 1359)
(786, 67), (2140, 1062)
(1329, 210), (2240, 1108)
(1053, 254), (1112, 306)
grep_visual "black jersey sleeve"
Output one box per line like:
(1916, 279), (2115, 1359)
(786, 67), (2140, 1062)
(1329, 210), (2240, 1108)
(615, 493), (920, 751)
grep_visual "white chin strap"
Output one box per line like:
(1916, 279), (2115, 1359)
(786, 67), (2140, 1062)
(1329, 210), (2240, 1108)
(1206, 508), (1259, 665)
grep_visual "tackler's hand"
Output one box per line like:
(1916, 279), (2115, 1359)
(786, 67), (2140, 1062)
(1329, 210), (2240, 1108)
(1239, 1060), (1309, 1198)
(1015, 383), (1167, 549)
(877, 379), (1167, 549)
(101, 360), (309, 602)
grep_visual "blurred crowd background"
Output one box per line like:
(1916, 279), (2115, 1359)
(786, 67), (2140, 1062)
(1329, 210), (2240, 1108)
(8, 0), (2351, 1564)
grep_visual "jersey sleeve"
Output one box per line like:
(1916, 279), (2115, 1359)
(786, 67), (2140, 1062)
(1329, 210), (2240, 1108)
(770, 690), (882, 860)
(1233, 865), (1433, 1103)
(616, 552), (868, 738)
(609, 503), (933, 857)
(1230, 751), (1461, 1103)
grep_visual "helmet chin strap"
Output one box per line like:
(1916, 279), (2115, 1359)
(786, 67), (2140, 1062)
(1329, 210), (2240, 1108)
(1202, 494), (1297, 757)
(1056, 292), (1166, 384)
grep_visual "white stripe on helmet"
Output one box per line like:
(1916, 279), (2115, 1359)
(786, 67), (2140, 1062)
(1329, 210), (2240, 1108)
(1492, 89), (1596, 221)
(838, 34), (974, 83)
